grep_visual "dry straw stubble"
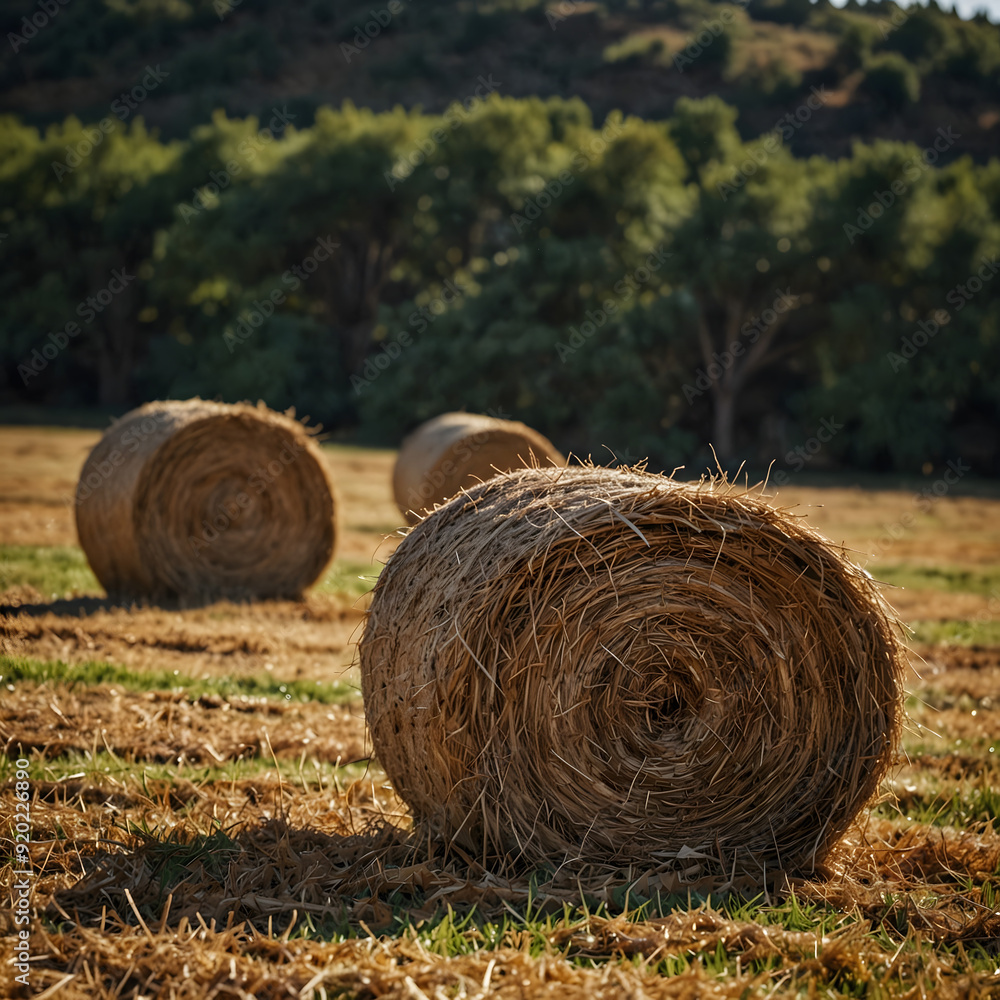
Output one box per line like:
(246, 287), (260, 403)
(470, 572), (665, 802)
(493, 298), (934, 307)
(361, 465), (906, 877)
(392, 411), (564, 524)
(75, 399), (336, 603)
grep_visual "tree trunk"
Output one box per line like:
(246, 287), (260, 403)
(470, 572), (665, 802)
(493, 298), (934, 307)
(87, 257), (137, 406)
(712, 387), (737, 464)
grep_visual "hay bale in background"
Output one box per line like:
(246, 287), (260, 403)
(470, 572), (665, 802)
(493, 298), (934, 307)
(392, 412), (564, 525)
(361, 465), (905, 875)
(75, 399), (336, 603)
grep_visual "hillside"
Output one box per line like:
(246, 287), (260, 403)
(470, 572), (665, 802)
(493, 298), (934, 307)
(3, 0), (1000, 475)
(3, 0), (999, 160)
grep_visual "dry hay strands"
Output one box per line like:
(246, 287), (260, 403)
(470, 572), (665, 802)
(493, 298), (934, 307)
(361, 465), (906, 878)
(75, 399), (336, 604)
(392, 411), (564, 525)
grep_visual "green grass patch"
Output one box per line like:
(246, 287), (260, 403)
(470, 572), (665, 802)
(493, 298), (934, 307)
(896, 727), (998, 757)
(906, 686), (997, 712)
(603, 33), (670, 67)
(313, 558), (383, 598)
(870, 562), (1000, 599)
(144, 827), (242, 894)
(0, 654), (360, 704)
(0, 545), (382, 601)
(877, 780), (1000, 829)
(284, 899), (1000, 988)
(0, 544), (101, 598)
(286, 890), (853, 976)
(907, 619), (1000, 645)
(1, 748), (377, 790)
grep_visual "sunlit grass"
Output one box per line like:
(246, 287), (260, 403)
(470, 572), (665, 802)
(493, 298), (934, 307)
(0, 544), (100, 597)
(313, 557), (383, 598)
(871, 562), (1000, 599)
(0, 544), (383, 601)
(907, 620), (1000, 645)
(0, 654), (361, 704)
(877, 777), (1000, 829)
(0, 747), (377, 790)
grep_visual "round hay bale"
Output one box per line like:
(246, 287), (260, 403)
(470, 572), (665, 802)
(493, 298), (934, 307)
(392, 412), (564, 525)
(75, 399), (336, 603)
(361, 465), (904, 874)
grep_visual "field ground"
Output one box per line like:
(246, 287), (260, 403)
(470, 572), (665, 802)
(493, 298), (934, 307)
(1, 426), (999, 998)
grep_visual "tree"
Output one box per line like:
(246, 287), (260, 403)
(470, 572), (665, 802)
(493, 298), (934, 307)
(0, 114), (186, 405)
(663, 97), (827, 464)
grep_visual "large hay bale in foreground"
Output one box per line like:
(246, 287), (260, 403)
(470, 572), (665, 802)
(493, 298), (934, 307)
(75, 399), (336, 602)
(392, 412), (564, 524)
(361, 465), (904, 874)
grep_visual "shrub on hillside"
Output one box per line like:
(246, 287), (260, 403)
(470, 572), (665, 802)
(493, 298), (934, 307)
(858, 52), (921, 111)
(746, 0), (812, 27)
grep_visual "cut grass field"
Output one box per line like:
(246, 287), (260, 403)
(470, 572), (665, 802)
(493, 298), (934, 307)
(2, 426), (1000, 998)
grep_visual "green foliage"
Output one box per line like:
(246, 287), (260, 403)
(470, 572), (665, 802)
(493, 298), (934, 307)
(831, 16), (884, 73)
(668, 95), (742, 174)
(603, 33), (669, 69)
(882, 6), (953, 66)
(3, 91), (999, 474)
(877, 5), (1000, 86)
(732, 56), (803, 99)
(746, 0), (813, 27)
(358, 238), (698, 466)
(859, 51), (922, 110)
(169, 22), (284, 89)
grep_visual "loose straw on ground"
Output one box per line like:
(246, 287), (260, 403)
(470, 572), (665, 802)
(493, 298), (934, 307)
(392, 412), (564, 525)
(361, 465), (905, 876)
(75, 399), (336, 603)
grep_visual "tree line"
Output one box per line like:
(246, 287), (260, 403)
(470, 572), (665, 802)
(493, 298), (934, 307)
(2, 93), (998, 473)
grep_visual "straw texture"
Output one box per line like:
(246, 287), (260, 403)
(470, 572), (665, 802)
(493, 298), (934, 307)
(392, 412), (564, 524)
(361, 465), (905, 875)
(75, 399), (336, 603)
